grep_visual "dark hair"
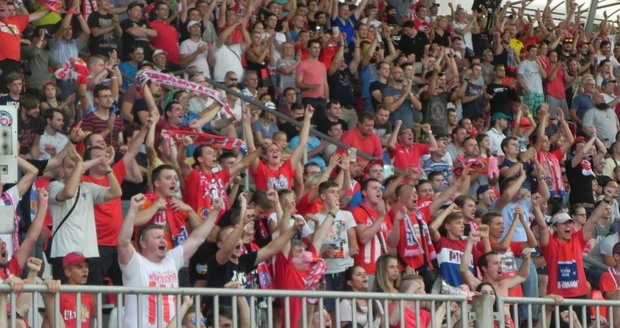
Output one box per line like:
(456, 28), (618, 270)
(83, 146), (104, 161)
(151, 164), (176, 183)
(20, 94), (39, 110)
(361, 178), (381, 193)
(44, 108), (64, 122)
(192, 144), (217, 163)
(93, 84), (111, 98)
(249, 190), (273, 211)
(218, 151), (237, 163)
(427, 171), (444, 182)
(164, 101), (181, 120)
(318, 180), (339, 195)
(455, 194), (476, 207)
(358, 112), (374, 124)
(122, 123), (141, 144)
(475, 283), (499, 311)
(477, 251), (499, 269)
(307, 38), (321, 49)
(303, 162), (321, 175)
(500, 136), (518, 154)
(481, 211), (502, 225)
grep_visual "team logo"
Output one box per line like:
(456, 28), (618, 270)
(0, 111), (12, 127)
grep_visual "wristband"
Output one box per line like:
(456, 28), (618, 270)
(68, 9), (77, 15)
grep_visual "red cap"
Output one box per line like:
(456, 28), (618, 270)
(62, 252), (88, 270)
(519, 117), (531, 127)
(364, 159), (385, 176)
(577, 41), (589, 48)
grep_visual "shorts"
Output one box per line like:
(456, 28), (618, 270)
(323, 271), (346, 311)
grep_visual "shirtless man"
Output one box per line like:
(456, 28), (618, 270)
(460, 227), (532, 319)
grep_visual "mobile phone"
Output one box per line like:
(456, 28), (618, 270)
(315, 25), (321, 31)
(348, 148), (357, 162)
(332, 26), (340, 35)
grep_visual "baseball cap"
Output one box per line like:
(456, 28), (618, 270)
(551, 212), (574, 225)
(152, 49), (167, 58)
(519, 117), (532, 127)
(137, 60), (154, 71)
(187, 20), (201, 30)
(264, 102), (276, 110)
(476, 184), (492, 196)
(127, 1), (143, 10)
(62, 252), (89, 270)
(364, 159), (385, 176)
(577, 41), (589, 48)
(491, 112), (512, 122)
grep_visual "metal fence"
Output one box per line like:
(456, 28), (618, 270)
(0, 284), (469, 328)
(4, 284), (618, 328)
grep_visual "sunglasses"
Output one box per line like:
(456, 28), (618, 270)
(192, 317), (207, 325)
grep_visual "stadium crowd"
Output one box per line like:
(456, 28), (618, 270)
(3, 0), (620, 326)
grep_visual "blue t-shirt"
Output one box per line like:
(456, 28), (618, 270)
(436, 237), (474, 287)
(572, 94), (593, 121)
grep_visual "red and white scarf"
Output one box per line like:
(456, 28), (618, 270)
(137, 70), (235, 117)
(162, 129), (248, 155)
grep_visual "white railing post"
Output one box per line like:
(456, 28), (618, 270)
(472, 295), (493, 328)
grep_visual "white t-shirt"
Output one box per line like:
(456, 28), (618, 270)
(179, 38), (211, 79)
(267, 212), (313, 238)
(485, 127), (506, 156)
(121, 246), (185, 328)
(39, 131), (69, 160)
(48, 181), (109, 258)
(518, 59), (544, 94)
(0, 186), (20, 260)
(305, 210), (357, 274)
(212, 44), (244, 82)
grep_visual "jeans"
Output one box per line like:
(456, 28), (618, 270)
(515, 257), (539, 322)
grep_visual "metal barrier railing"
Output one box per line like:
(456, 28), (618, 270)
(0, 284), (468, 328)
(499, 296), (620, 328)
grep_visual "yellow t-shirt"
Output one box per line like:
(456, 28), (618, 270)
(509, 38), (524, 56)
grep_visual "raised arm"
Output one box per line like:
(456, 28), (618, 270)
(118, 194), (146, 265)
(583, 201), (607, 241)
(460, 231), (482, 290)
(182, 199), (219, 262)
(14, 189), (48, 269)
(355, 201), (387, 245)
(257, 215), (306, 262)
(17, 157), (38, 197)
(55, 146), (83, 201)
(289, 105), (315, 165)
(531, 194), (549, 248)
(215, 195), (248, 265)
(101, 148), (122, 201)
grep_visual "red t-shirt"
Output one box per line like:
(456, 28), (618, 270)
(0, 16), (29, 61)
(273, 247), (317, 327)
(390, 143), (430, 172)
(147, 21), (180, 64)
(387, 208), (435, 270)
(600, 270), (618, 297)
(250, 159), (296, 191)
(341, 128), (383, 166)
(138, 192), (189, 250)
(416, 198), (433, 224)
(182, 168), (230, 221)
(541, 230), (588, 297)
(545, 64), (566, 99)
(352, 205), (392, 274)
(0, 257), (21, 280)
(296, 193), (323, 217)
(82, 160), (126, 247)
(59, 293), (95, 328)
(388, 304), (431, 328)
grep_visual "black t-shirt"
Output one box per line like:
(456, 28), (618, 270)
(397, 32), (429, 60)
(369, 80), (387, 108)
(88, 12), (118, 57)
(0, 95), (20, 107)
(120, 152), (148, 200)
(486, 83), (519, 116)
(204, 250), (258, 308)
(422, 91), (452, 137)
(278, 122), (299, 141)
(120, 18), (151, 61)
(132, 99), (148, 124)
(18, 116), (44, 155)
(316, 117), (348, 135)
(566, 157), (595, 206)
(328, 68), (355, 107)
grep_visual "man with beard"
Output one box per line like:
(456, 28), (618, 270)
(39, 109), (69, 160)
(422, 66), (458, 137)
(81, 84), (124, 151)
(383, 65), (423, 130)
(18, 94), (44, 159)
(583, 93), (619, 148)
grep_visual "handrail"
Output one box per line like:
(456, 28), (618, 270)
(0, 284), (467, 301)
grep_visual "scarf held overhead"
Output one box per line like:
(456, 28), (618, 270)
(136, 70), (235, 117)
(163, 130), (248, 155)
